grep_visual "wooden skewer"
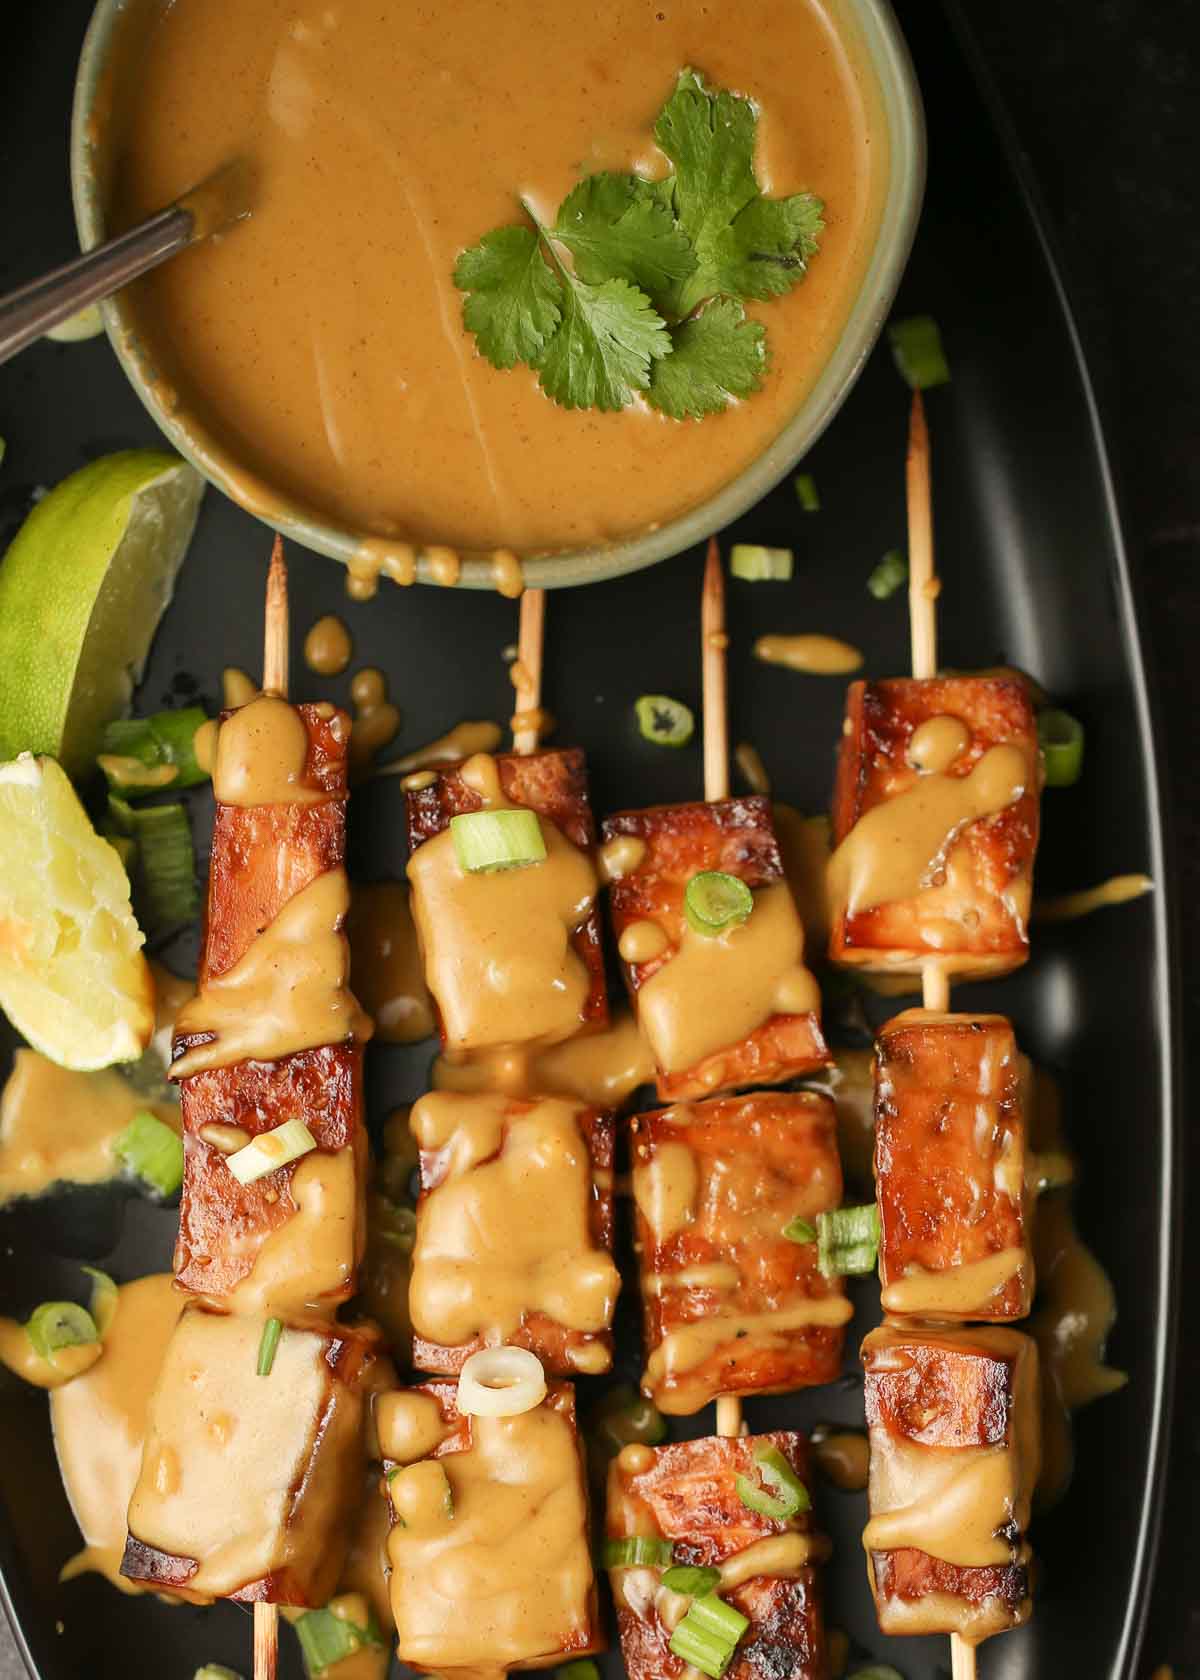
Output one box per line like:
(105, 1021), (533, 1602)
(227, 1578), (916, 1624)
(906, 394), (974, 1680)
(702, 536), (742, 1441)
(254, 535), (288, 1680)
(512, 587), (546, 755)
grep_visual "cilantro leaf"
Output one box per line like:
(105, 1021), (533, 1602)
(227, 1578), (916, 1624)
(647, 296), (767, 420)
(535, 272), (671, 412)
(453, 225), (563, 369)
(552, 172), (696, 310)
(654, 70), (824, 317)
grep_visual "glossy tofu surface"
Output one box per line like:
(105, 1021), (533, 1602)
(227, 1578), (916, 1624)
(875, 1010), (1032, 1320)
(631, 1091), (848, 1414)
(829, 676), (1040, 976)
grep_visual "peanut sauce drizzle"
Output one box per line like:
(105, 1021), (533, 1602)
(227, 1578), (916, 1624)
(349, 668), (401, 779)
(753, 633), (864, 675)
(304, 614), (353, 677)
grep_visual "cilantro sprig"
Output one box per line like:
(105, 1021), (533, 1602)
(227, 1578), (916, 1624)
(453, 70), (824, 421)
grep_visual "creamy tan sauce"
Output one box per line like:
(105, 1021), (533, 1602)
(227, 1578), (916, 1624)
(645, 1296), (853, 1388)
(212, 693), (327, 806)
(619, 919), (671, 965)
(349, 668), (401, 780)
(408, 1092), (618, 1346)
(598, 835), (648, 884)
(811, 1426), (869, 1491)
(192, 718), (219, 775)
(172, 868), (370, 1076)
(304, 614), (353, 677)
(348, 882), (435, 1044)
(1033, 873), (1154, 923)
(632, 1140), (699, 1242)
(719, 1533), (826, 1586)
(0, 1049), (177, 1205)
(408, 809), (597, 1052)
(112, 0), (885, 556)
(828, 744), (1029, 915)
(128, 1305), (362, 1599)
(433, 1008), (654, 1108)
(880, 1246), (1026, 1318)
(222, 667), (258, 709)
(491, 550), (525, 600)
(387, 1403), (592, 1669)
(754, 633), (863, 674)
(227, 1145), (361, 1315)
(734, 741), (771, 795)
(638, 883), (818, 1072)
(377, 1391), (450, 1465)
(53, 1275), (183, 1593)
(378, 721), (504, 779)
(907, 714), (970, 773)
(0, 1322), (102, 1391)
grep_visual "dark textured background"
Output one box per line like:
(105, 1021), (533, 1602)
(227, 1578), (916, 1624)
(1, 1), (1197, 1676)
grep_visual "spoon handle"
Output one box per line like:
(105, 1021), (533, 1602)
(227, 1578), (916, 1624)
(0, 207), (192, 366)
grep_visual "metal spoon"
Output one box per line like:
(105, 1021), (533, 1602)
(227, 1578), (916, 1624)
(0, 159), (253, 366)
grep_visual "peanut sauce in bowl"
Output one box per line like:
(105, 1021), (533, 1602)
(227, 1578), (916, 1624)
(72, 0), (922, 588)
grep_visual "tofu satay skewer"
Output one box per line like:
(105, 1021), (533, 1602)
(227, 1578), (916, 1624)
(702, 540), (742, 1445)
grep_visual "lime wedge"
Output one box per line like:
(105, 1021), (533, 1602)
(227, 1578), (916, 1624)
(0, 754), (154, 1069)
(0, 451), (204, 776)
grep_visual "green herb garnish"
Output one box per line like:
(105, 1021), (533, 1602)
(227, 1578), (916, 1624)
(455, 71), (823, 419)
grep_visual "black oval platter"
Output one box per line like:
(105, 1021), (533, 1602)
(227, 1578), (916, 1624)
(0, 2), (1179, 1679)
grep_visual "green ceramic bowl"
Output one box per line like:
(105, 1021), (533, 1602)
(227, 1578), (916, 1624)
(71, 0), (924, 590)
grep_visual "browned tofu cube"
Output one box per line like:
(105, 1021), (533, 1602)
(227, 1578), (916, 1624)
(601, 796), (828, 1102)
(875, 1010), (1032, 1320)
(630, 1091), (849, 1415)
(829, 677), (1040, 977)
(408, 1090), (619, 1377)
(122, 1305), (381, 1605)
(406, 748), (607, 1053)
(607, 1432), (828, 1680)
(862, 1325), (1040, 1643)
(378, 1380), (601, 1672)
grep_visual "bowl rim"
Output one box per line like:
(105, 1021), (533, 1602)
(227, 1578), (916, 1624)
(71, 0), (926, 590)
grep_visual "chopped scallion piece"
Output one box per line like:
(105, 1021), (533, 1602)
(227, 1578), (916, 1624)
(730, 544), (794, 582)
(193, 1667), (244, 1680)
(374, 1199), (417, 1251)
(888, 314), (951, 390)
(661, 1564), (722, 1596)
(782, 1216), (817, 1244)
(867, 550), (908, 600)
(99, 707), (211, 795)
(591, 1384), (667, 1453)
(450, 808), (546, 873)
(635, 694), (695, 748)
(817, 1203), (880, 1277)
(1037, 708), (1084, 787)
(557, 1663), (602, 1680)
(686, 1594), (750, 1644)
(685, 871), (754, 937)
(794, 473), (820, 512)
(26, 1301), (98, 1360)
(81, 1266), (119, 1336)
(115, 1110), (184, 1197)
(735, 1445), (811, 1520)
(295, 1605), (380, 1677)
(108, 796), (199, 936)
(226, 1119), (317, 1186)
(602, 1536), (675, 1568)
(257, 1317), (283, 1377)
(669, 1594), (749, 1678)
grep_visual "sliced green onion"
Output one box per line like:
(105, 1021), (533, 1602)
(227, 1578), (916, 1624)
(115, 1110), (184, 1197)
(602, 1536), (674, 1568)
(669, 1595), (749, 1678)
(193, 1666), (244, 1680)
(782, 1216), (817, 1244)
(735, 1444), (810, 1520)
(685, 871), (754, 937)
(451, 808), (546, 873)
(226, 1119), (317, 1186)
(730, 544), (794, 582)
(99, 707), (211, 795)
(257, 1317), (283, 1377)
(817, 1203), (880, 1277)
(1038, 708), (1084, 788)
(635, 694), (695, 748)
(867, 550), (908, 600)
(592, 1384), (667, 1453)
(557, 1663), (602, 1680)
(374, 1199), (417, 1252)
(81, 1267), (119, 1336)
(26, 1301), (98, 1360)
(888, 314), (951, 390)
(661, 1564), (721, 1596)
(295, 1606), (379, 1677)
(793, 473), (820, 512)
(108, 796), (199, 937)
